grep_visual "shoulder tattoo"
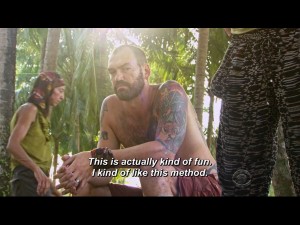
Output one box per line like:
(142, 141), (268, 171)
(100, 131), (108, 140)
(156, 83), (188, 154)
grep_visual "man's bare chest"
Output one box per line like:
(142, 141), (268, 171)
(114, 116), (157, 147)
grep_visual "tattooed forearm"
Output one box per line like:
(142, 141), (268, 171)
(155, 82), (188, 154)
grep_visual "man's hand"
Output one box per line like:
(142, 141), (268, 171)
(55, 151), (93, 195)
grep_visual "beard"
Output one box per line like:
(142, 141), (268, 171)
(114, 71), (145, 101)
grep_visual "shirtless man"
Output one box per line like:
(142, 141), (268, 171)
(55, 45), (221, 196)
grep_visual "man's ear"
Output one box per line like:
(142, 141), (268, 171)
(144, 64), (151, 80)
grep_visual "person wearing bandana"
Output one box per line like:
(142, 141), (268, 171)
(7, 71), (65, 196)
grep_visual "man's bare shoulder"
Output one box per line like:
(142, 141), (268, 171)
(158, 80), (185, 92)
(100, 95), (122, 120)
(152, 81), (188, 113)
(103, 94), (121, 107)
(156, 80), (187, 100)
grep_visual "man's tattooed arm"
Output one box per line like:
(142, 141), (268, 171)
(99, 99), (109, 141)
(155, 81), (188, 155)
(97, 97), (120, 149)
(100, 131), (108, 140)
(100, 99), (108, 126)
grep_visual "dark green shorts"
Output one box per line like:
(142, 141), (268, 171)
(11, 165), (53, 196)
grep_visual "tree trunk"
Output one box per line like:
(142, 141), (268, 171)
(194, 28), (209, 126)
(272, 120), (296, 196)
(0, 28), (17, 196)
(42, 28), (61, 179)
(43, 28), (61, 71)
(39, 30), (48, 71)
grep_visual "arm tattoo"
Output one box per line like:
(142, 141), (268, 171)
(100, 131), (108, 140)
(100, 100), (108, 126)
(155, 82), (187, 154)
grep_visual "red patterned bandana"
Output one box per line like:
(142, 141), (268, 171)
(28, 71), (64, 116)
